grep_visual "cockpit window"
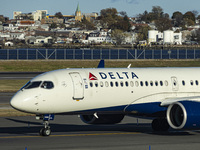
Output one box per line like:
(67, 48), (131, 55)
(41, 81), (54, 89)
(24, 81), (42, 89)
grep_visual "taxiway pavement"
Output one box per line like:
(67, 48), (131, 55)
(1, 115), (200, 150)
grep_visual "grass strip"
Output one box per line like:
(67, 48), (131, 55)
(0, 60), (200, 72)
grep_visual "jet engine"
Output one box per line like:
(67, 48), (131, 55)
(80, 114), (124, 124)
(167, 101), (200, 130)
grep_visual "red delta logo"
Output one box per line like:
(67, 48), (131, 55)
(89, 72), (98, 80)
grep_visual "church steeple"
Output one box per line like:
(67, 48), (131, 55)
(75, 3), (81, 17)
(76, 3), (80, 13)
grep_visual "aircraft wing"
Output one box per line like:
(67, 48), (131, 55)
(160, 96), (200, 106)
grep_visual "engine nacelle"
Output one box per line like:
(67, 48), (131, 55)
(80, 114), (124, 124)
(167, 101), (200, 130)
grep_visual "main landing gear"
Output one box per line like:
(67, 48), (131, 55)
(36, 114), (54, 136)
(151, 118), (170, 132)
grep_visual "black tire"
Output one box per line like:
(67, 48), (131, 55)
(152, 118), (169, 132)
(39, 128), (51, 136)
(39, 128), (45, 136)
(160, 119), (170, 131)
(152, 119), (161, 131)
(43, 128), (51, 136)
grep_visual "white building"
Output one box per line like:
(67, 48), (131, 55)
(148, 30), (182, 45)
(163, 30), (174, 44)
(87, 31), (112, 44)
(13, 10), (47, 21)
(5, 41), (14, 46)
(3, 24), (18, 31)
(32, 10), (48, 21)
(34, 36), (53, 44)
(88, 36), (112, 44)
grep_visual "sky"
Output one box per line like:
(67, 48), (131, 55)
(1, 0), (200, 19)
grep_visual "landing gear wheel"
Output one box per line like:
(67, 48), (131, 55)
(39, 120), (51, 136)
(152, 119), (160, 131)
(39, 128), (51, 136)
(152, 118), (169, 132)
(39, 128), (44, 136)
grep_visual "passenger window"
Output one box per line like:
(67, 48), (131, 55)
(110, 81), (113, 87)
(90, 82), (93, 87)
(165, 80), (168, 86)
(150, 81), (153, 86)
(120, 81), (124, 87)
(125, 81), (129, 87)
(100, 81), (104, 87)
(196, 80), (199, 86)
(160, 81), (163, 86)
(95, 82), (98, 87)
(130, 81), (134, 87)
(182, 80), (185, 86)
(24, 81), (42, 89)
(115, 82), (119, 87)
(155, 81), (158, 86)
(190, 80), (194, 86)
(105, 81), (109, 87)
(145, 81), (148, 86)
(41, 81), (54, 89)
(140, 81), (143, 86)
(135, 81), (139, 87)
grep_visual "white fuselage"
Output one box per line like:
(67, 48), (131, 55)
(10, 67), (200, 116)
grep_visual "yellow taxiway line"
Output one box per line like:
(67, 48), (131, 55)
(0, 132), (141, 139)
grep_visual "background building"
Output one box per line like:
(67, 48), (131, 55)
(13, 10), (48, 21)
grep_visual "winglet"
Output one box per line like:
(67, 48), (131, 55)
(97, 60), (104, 68)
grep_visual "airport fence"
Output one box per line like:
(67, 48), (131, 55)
(0, 48), (200, 60)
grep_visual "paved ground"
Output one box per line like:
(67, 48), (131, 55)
(0, 72), (42, 80)
(1, 115), (200, 150)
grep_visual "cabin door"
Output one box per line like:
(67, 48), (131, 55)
(171, 76), (179, 91)
(69, 72), (84, 100)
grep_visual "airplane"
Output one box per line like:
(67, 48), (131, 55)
(10, 60), (200, 136)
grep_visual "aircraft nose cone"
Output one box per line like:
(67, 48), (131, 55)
(10, 95), (22, 110)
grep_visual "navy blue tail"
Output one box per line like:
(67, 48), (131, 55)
(97, 60), (104, 68)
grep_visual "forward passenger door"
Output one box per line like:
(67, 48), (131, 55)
(69, 72), (84, 100)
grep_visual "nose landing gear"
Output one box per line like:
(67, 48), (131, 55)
(36, 114), (54, 136)
(39, 121), (51, 136)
